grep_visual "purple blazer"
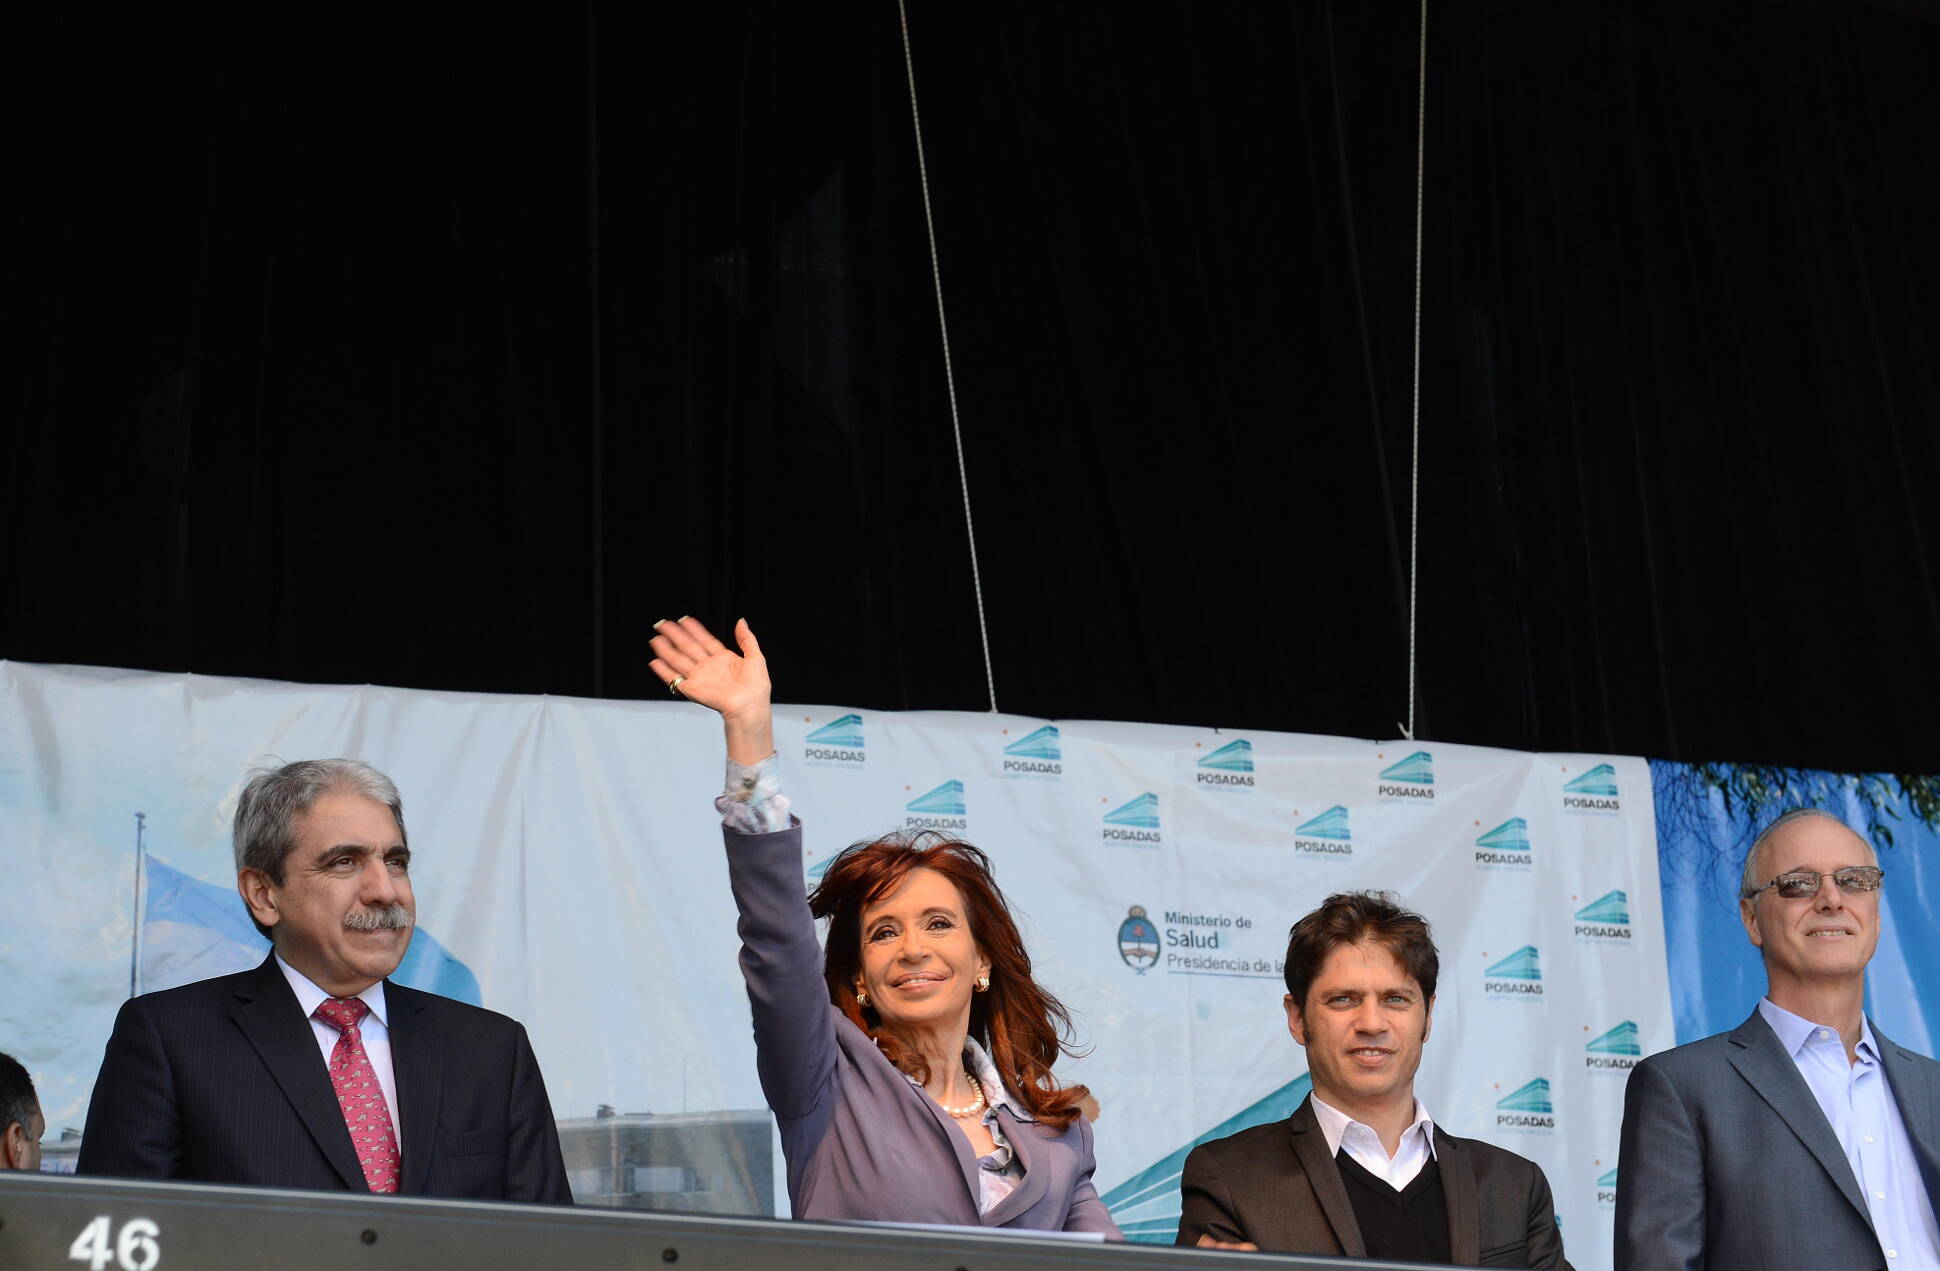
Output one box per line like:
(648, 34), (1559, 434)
(725, 821), (1119, 1236)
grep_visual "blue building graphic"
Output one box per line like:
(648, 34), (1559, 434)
(906, 780), (967, 816)
(1295, 806), (1352, 840)
(1477, 817), (1531, 852)
(1380, 751), (1435, 784)
(1498, 1078), (1554, 1114)
(1587, 1021), (1642, 1056)
(1564, 764), (1619, 796)
(1597, 1167), (1618, 1187)
(1486, 946), (1543, 980)
(1105, 793), (1162, 828)
(1003, 726), (1061, 760)
(1574, 890), (1630, 924)
(806, 714), (865, 748)
(1101, 1074), (1314, 1243)
(1198, 739), (1254, 773)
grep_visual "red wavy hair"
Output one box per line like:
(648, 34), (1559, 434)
(807, 831), (1090, 1130)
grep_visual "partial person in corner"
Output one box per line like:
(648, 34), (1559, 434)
(1616, 808), (1940, 1270)
(1177, 892), (1570, 1267)
(649, 614), (1119, 1236)
(1, 1052), (44, 1171)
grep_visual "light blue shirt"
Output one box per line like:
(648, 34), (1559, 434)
(1759, 999), (1940, 1268)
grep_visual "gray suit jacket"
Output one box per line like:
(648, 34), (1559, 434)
(1616, 1009), (1940, 1270)
(726, 821), (1118, 1235)
(1176, 1095), (1571, 1267)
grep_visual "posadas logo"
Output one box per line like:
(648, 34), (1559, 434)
(1196, 739), (1255, 789)
(1585, 1020), (1641, 1072)
(1573, 890), (1632, 941)
(1118, 906), (1160, 973)
(1495, 1078), (1556, 1130)
(1102, 793), (1161, 846)
(1597, 1166), (1618, 1208)
(1292, 805), (1353, 858)
(1562, 764), (1621, 813)
(1484, 945), (1544, 998)
(905, 780), (968, 832)
(1377, 750), (1435, 801)
(1001, 725), (1062, 778)
(1474, 817), (1532, 869)
(803, 713), (865, 767)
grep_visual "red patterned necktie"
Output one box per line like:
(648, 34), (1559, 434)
(313, 997), (401, 1193)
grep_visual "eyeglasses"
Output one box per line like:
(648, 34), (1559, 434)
(1744, 866), (1884, 900)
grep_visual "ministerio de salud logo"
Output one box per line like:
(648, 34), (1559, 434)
(1118, 907), (1161, 973)
(803, 713), (865, 767)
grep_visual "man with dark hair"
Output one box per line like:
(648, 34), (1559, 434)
(1177, 891), (1570, 1266)
(1617, 808), (1940, 1269)
(78, 759), (570, 1202)
(1, 1052), (43, 1171)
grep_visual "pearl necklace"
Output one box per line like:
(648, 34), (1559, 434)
(938, 1071), (986, 1119)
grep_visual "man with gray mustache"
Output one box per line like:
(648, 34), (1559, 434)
(79, 759), (570, 1201)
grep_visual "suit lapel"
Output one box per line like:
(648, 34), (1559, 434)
(980, 1108), (1050, 1227)
(229, 956), (366, 1190)
(1289, 1098), (1366, 1257)
(387, 983), (440, 1195)
(1725, 1010), (1873, 1227)
(1434, 1129), (1480, 1265)
(1873, 1019), (1940, 1200)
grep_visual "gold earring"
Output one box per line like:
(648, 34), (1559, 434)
(975, 974), (990, 993)
(855, 986), (869, 1007)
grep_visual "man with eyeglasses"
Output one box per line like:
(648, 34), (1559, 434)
(1616, 807), (1940, 1270)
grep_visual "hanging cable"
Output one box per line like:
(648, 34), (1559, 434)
(896, 0), (999, 714)
(1400, 0), (1428, 742)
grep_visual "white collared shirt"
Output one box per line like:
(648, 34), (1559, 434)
(277, 954), (402, 1134)
(1311, 1095), (1438, 1191)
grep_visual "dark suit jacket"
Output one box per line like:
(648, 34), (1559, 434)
(1177, 1096), (1571, 1267)
(77, 955), (571, 1203)
(1616, 1010), (1940, 1271)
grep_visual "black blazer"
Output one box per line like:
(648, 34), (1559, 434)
(78, 955), (571, 1203)
(1177, 1095), (1571, 1268)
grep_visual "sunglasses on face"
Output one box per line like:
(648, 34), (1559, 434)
(1744, 866), (1885, 901)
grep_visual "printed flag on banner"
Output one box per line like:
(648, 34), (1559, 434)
(140, 853), (483, 1005)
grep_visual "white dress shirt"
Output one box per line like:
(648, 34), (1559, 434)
(1758, 999), (1940, 1269)
(1310, 1095), (1438, 1190)
(277, 954), (402, 1135)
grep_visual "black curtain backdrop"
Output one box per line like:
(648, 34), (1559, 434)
(4, 1), (1938, 774)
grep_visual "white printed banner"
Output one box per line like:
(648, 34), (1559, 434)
(0, 661), (1668, 1268)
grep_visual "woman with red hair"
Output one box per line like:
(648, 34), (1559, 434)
(650, 615), (1117, 1236)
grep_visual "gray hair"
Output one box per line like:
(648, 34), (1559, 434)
(1738, 807), (1875, 899)
(233, 758), (407, 884)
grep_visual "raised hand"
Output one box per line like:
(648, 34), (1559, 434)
(650, 616), (774, 763)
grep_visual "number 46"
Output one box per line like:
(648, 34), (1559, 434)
(68, 1216), (161, 1271)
